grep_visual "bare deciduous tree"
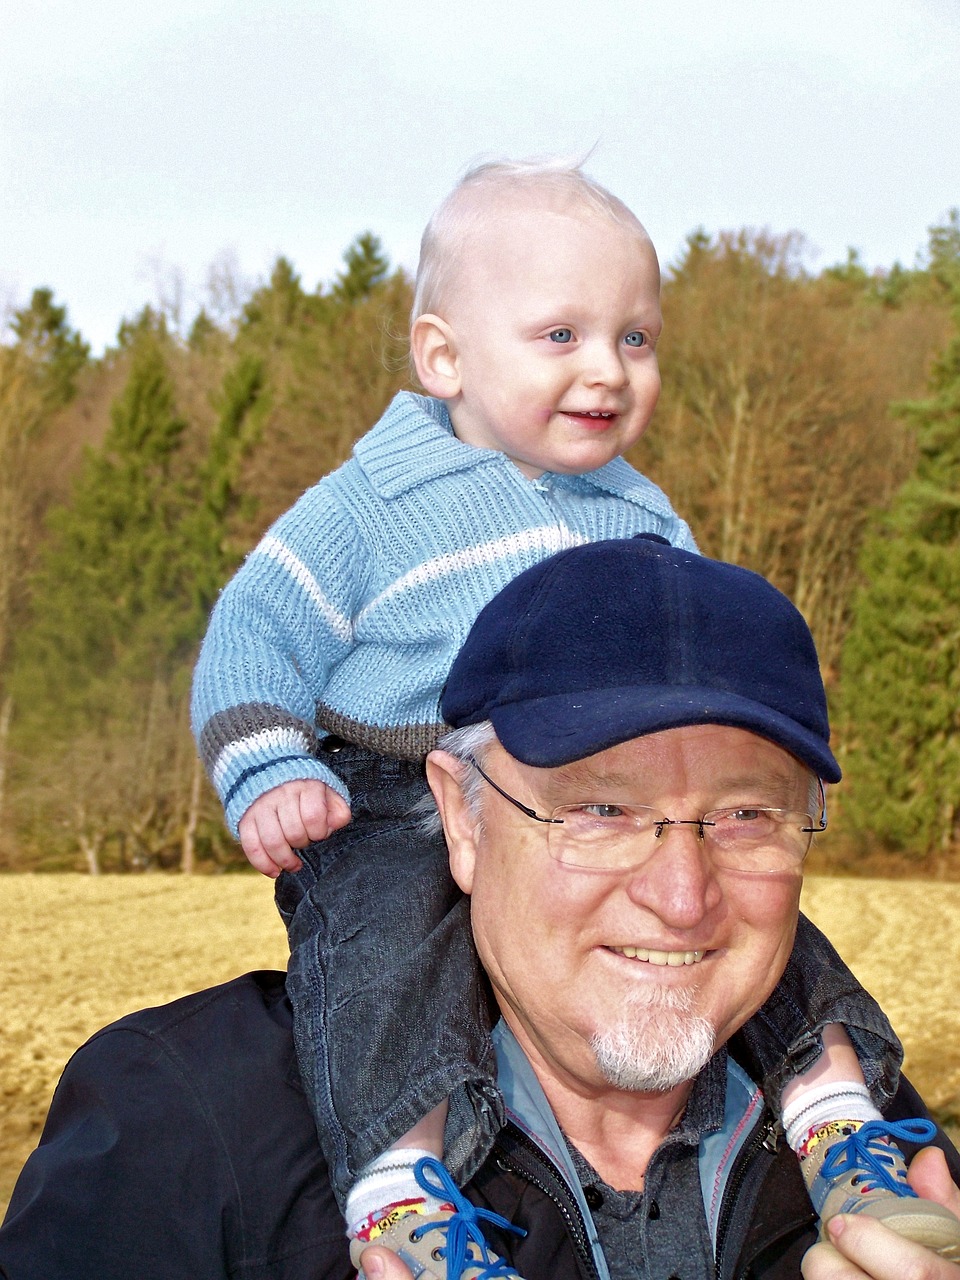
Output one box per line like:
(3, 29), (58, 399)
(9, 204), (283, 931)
(633, 230), (948, 675)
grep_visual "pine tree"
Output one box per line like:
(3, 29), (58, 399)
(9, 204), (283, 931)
(176, 352), (267, 871)
(6, 319), (272, 869)
(926, 209), (960, 298)
(837, 304), (960, 863)
(0, 293), (88, 849)
(0, 346), (46, 845)
(11, 287), (89, 406)
(228, 241), (410, 532)
(8, 327), (198, 866)
(332, 232), (390, 304)
(185, 352), (267, 614)
(239, 257), (325, 343)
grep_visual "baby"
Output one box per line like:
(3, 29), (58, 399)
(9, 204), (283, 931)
(192, 159), (958, 1276)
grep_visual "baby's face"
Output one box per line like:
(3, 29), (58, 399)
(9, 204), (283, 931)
(440, 202), (663, 478)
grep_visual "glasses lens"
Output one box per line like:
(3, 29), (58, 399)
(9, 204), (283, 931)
(703, 808), (814, 872)
(548, 804), (814, 873)
(547, 804), (665, 870)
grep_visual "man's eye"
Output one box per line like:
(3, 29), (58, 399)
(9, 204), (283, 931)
(624, 331), (646, 347)
(548, 328), (573, 344)
(580, 804), (625, 818)
(711, 809), (779, 834)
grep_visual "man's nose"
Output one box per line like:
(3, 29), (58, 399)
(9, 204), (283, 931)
(623, 824), (722, 927)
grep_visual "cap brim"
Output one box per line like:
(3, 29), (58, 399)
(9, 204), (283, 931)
(488, 685), (842, 783)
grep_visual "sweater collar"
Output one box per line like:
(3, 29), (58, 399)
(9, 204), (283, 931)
(353, 391), (656, 503)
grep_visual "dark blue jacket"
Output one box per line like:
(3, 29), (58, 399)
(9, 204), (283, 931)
(1, 972), (956, 1280)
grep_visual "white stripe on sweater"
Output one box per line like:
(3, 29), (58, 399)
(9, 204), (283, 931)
(255, 536), (354, 643)
(212, 726), (314, 791)
(356, 527), (587, 625)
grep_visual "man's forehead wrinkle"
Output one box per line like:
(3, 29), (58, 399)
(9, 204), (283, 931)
(721, 752), (811, 796)
(531, 757), (642, 797)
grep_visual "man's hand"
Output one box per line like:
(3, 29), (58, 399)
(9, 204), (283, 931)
(356, 1245), (416, 1279)
(237, 780), (351, 877)
(802, 1147), (960, 1279)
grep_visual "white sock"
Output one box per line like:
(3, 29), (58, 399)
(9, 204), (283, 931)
(782, 1081), (882, 1152)
(345, 1148), (448, 1240)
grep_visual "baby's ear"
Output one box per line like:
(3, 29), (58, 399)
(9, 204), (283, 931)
(410, 314), (461, 398)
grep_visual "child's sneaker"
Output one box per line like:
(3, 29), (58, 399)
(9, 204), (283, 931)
(799, 1117), (960, 1261)
(350, 1156), (526, 1280)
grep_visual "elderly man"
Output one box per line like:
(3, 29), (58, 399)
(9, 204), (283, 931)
(1, 537), (958, 1280)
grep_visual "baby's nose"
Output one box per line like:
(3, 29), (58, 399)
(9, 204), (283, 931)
(582, 342), (629, 388)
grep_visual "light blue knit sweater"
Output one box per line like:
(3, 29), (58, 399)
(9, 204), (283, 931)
(191, 392), (696, 834)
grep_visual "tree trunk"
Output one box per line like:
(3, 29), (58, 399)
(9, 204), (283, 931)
(0, 693), (11, 830)
(181, 754), (202, 874)
(79, 832), (101, 876)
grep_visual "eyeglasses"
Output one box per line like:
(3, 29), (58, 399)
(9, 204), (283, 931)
(467, 758), (826, 875)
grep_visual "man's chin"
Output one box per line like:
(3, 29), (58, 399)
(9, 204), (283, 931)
(589, 986), (716, 1093)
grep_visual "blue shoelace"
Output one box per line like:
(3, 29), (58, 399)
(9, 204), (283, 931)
(820, 1118), (938, 1196)
(411, 1156), (526, 1280)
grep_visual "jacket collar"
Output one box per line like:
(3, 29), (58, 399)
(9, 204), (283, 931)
(493, 1021), (613, 1280)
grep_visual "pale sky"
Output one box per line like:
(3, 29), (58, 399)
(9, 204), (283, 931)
(2, 0), (958, 353)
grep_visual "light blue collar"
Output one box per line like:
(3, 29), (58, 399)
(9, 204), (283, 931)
(699, 1059), (765, 1251)
(493, 1021), (612, 1280)
(354, 390), (672, 508)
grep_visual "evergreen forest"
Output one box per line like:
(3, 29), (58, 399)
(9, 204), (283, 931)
(2, 218), (959, 876)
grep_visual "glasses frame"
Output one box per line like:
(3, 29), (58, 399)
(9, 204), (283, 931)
(466, 757), (827, 871)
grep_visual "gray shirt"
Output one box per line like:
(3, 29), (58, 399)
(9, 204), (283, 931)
(564, 1052), (729, 1280)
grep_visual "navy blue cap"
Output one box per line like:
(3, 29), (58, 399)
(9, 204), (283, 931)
(442, 536), (841, 782)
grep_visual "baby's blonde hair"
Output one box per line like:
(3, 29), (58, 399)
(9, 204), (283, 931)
(412, 157), (653, 323)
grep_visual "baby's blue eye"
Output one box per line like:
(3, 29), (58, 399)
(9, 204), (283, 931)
(548, 328), (573, 344)
(624, 331), (646, 347)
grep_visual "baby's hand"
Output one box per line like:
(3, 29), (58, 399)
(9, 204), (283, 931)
(802, 1147), (960, 1279)
(237, 780), (351, 877)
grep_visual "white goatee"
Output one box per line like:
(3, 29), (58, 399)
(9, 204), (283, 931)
(590, 985), (715, 1093)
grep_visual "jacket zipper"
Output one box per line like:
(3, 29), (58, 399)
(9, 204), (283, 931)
(714, 1111), (780, 1280)
(495, 1124), (603, 1280)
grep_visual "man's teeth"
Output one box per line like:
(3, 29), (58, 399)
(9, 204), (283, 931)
(612, 946), (705, 966)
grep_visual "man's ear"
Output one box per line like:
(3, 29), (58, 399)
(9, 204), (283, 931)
(410, 314), (462, 399)
(425, 750), (478, 894)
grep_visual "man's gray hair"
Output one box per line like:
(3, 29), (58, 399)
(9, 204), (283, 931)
(412, 156), (654, 323)
(808, 775), (825, 822)
(417, 720), (497, 837)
